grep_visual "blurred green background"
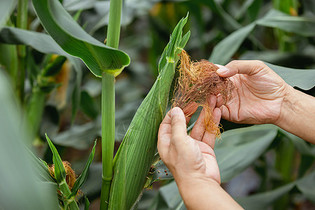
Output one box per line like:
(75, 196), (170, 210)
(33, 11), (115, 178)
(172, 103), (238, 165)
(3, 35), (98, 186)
(0, 0), (315, 209)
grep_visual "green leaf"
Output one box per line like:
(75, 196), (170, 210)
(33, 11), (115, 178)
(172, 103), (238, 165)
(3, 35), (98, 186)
(26, 148), (55, 182)
(257, 9), (315, 37)
(280, 129), (315, 156)
(296, 171), (315, 203)
(236, 0), (260, 20)
(196, 0), (240, 30)
(158, 13), (189, 73)
(52, 120), (100, 150)
(215, 125), (278, 182)
(236, 171), (315, 209)
(178, 31), (191, 52)
(45, 134), (66, 183)
(0, 27), (68, 55)
(80, 90), (99, 120)
(84, 196), (90, 210)
(70, 57), (83, 123)
(0, 72), (59, 209)
(209, 9), (315, 65)
(158, 181), (183, 209)
(210, 23), (255, 65)
(32, 0), (130, 77)
(0, 0), (17, 29)
(265, 62), (315, 90)
(236, 182), (295, 210)
(69, 141), (97, 198)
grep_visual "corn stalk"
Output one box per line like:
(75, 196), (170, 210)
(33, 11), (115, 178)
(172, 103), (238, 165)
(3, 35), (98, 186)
(16, 0), (28, 103)
(100, 0), (123, 209)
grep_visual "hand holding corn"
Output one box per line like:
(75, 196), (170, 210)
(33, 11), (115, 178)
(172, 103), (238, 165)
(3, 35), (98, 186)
(158, 96), (243, 210)
(217, 60), (315, 144)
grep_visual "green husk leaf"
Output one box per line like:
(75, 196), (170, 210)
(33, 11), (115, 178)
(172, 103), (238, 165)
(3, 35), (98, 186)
(109, 15), (190, 209)
(69, 140), (97, 198)
(45, 134), (66, 183)
(32, 0), (130, 77)
(158, 13), (189, 73)
(84, 196), (90, 210)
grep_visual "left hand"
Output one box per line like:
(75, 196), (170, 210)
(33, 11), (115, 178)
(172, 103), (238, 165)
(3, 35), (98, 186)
(158, 96), (221, 185)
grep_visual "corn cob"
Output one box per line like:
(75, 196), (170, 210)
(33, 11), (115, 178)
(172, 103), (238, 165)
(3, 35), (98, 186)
(108, 15), (190, 209)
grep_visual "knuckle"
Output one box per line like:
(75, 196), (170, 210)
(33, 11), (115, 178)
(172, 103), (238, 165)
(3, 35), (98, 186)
(254, 60), (265, 66)
(228, 60), (238, 66)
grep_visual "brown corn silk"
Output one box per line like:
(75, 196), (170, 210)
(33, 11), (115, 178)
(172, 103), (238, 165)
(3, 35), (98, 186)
(49, 161), (76, 191)
(172, 50), (233, 136)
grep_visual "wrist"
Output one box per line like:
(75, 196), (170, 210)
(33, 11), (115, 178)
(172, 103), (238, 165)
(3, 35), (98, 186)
(175, 173), (219, 192)
(274, 85), (315, 143)
(175, 174), (243, 210)
(176, 176), (220, 209)
(274, 85), (297, 128)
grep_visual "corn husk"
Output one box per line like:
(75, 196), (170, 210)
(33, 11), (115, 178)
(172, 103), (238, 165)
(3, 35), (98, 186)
(108, 15), (190, 209)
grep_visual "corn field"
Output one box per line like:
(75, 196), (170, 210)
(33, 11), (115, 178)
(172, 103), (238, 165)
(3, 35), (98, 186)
(0, 0), (315, 209)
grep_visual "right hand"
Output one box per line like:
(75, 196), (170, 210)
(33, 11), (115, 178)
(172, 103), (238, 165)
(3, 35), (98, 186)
(216, 60), (291, 125)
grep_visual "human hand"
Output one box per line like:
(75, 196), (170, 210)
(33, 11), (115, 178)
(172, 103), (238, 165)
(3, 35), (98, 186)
(216, 60), (290, 124)
(158, 96), (221, 185)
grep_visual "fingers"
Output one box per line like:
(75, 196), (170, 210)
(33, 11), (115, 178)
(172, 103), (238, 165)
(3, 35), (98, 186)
(191, 95), (218, 142)
(182, 102), (198, 123)
(219, 105), (230, 121)
(208, 95), (217, 109)
(216, 94), (224, 107)
(158, 110), (172, 158)
(202, 108), (221, 148)
(158, 107), (188, 158)
(170, 107), (188, 146)
(216, 60), (265, 77)
(190, 108), (206, 141)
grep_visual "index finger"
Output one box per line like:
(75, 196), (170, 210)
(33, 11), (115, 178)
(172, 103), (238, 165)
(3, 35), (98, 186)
(217, 60), (265, 77)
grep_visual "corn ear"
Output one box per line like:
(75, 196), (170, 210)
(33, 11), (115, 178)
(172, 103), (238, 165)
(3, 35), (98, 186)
(108, 15), (190, 209)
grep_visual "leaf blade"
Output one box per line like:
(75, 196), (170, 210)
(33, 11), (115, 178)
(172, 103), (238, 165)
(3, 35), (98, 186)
(45, 134), (66, 183)
(69, 141), (97, 198)
(32, 0), (130, 77)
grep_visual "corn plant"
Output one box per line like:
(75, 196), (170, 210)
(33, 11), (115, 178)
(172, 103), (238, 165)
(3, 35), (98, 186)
(1, 0), (315, 209)
(1, 0), (189, 208)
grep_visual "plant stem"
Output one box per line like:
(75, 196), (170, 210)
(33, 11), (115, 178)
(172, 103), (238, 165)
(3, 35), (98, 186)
(16, 0), (28, 103)
(100, 72), (115, 210)
(59, 180), (79, 210)
(106, 0), (123, 49)
(100, 0), (123, 209)
(26, 87), (45, 140)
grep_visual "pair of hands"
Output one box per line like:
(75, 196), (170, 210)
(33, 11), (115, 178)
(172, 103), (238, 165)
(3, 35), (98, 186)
(158, 60), (290, 186)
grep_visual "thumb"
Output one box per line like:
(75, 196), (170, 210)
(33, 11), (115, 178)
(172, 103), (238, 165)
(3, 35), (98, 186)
(216, 60), (263, 77)
(170, 107), (187, 146)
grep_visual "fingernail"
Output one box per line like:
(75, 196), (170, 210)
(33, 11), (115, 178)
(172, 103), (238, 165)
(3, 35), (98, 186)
(171, 107), (182, 117)
(216, 66), (229, 75)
